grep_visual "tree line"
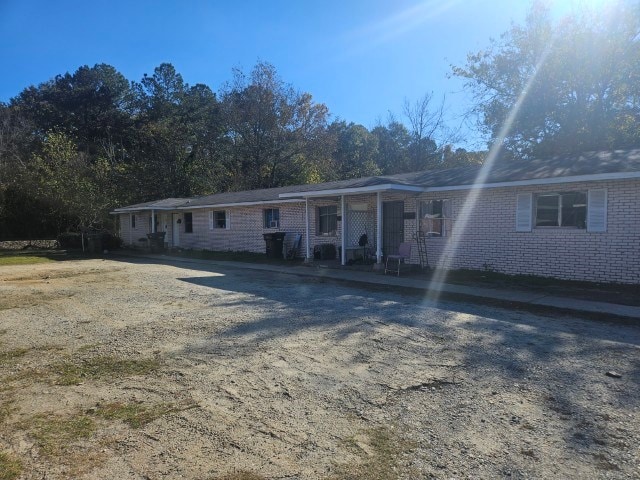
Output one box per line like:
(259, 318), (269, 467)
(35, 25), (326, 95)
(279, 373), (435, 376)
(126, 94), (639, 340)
(1, 1), (638, 239)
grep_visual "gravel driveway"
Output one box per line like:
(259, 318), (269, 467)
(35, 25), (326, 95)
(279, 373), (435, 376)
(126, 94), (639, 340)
(0, 257), (638, 479)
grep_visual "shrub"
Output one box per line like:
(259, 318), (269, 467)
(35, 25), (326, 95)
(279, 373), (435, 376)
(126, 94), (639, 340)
(100, 232), (122, 250)
(57, 232), (82, 249)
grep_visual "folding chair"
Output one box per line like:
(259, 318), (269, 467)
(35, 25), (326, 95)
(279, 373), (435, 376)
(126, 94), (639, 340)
(384, 242), (412, 276)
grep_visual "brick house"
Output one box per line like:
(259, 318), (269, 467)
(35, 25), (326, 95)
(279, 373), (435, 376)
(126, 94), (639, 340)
(112, 149), (640, 284)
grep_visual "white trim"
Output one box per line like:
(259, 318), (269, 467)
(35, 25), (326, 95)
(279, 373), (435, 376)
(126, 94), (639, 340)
(278, 171), (640, 198)
(421, 171), (640, 193)
(111, 198), (303, 214)
(279, 183), (424, 199)
(111, 171), (640, 214)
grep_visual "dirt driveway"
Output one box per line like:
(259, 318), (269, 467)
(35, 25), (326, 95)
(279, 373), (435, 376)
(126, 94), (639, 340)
(0, 257), (638, 479)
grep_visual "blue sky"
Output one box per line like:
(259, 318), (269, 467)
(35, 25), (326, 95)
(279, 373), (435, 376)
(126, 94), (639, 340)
(0, 1), (583, 148)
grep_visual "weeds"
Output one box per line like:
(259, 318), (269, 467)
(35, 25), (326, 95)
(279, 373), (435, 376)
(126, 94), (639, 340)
(27, 413), (96, 456)
(94, 401), (190, 428)
(0, 451), (22, 480)
(53, 356), (160, 385)
(333, 427), (416, 480)
(214, 472), (267, 480)
(0, 348), (29, 364)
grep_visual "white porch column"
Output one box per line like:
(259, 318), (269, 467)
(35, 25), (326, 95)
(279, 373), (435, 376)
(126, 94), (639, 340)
(151, 209), (156, 233)
(304, 197), (311, 262)
(376, 191), (383, 264)
(340, 195), (346, 266)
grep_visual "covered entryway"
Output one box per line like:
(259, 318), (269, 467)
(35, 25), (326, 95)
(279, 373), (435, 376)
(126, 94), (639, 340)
(382, 201), (404, 257)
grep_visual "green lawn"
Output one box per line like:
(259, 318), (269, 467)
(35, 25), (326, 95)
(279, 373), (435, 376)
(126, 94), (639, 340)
(0, 255), (55, 266)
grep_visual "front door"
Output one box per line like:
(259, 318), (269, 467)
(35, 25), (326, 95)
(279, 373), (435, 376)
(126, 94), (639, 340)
(172, 213), (180, 247)
(383, 201), (404, 257)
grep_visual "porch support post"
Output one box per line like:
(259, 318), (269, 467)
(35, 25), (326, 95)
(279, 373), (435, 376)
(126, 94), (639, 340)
(151, 209), (156, 233)
(340, 195), (346, 266)
(304, 197), (311, 262)
(376, 191), (383, 264)
(129, 213), (133, 246)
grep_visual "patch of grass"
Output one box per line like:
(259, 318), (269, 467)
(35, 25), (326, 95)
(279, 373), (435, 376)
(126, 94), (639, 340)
(27, 413), (96, 456)
(53, 356), (160, 385)
(333, 427), (416, 480)
(0, 451), (23, 480)
(213, 472), (267, 480)
(0, 348), (29, 364)
(0, 255), (54, 266)
(0, 399), (17, 422)
(94, 401), (185, 428)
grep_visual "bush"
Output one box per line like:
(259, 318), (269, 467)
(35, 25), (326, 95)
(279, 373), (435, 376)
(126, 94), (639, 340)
(57, 232), (83, 249)
(101, 232), (122, 250)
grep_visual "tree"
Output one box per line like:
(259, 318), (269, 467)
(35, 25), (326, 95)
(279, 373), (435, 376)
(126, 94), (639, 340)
(325, 121), (380, 180)
(220, 61), (330, 190)
(453, 1), (640, 158)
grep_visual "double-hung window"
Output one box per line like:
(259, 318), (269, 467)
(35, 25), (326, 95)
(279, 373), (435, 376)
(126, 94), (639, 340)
(184, 212), (193, 233)
(419, 199), (451, 236)
(209, 210), (228, 229)
(317, 205), (337, 236)
(264, 208), (280, 228)
(535, 192), (586, 228)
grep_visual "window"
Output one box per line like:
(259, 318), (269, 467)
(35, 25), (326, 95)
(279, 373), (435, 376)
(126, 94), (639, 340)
(535, 192), (586, 228)
(131, 214), (136, 229)
(184, 212), (193, 233)
(210, 210), (227, 229)
(264, 208), (280, 228)
(317, 205), (337, 235)
(419, 199), (451, 236)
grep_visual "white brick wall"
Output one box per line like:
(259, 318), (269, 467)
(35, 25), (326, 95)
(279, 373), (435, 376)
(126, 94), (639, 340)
(118, 178), (640, 284)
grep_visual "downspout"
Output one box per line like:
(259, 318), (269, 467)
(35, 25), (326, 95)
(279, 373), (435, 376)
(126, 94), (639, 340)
(305, 197), (311, 263)
(341, 195), (346, 266)
(376, 191), (383, 265)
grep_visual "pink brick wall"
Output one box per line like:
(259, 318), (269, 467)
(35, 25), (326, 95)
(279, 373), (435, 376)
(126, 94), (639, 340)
(118, 178), (639, 284)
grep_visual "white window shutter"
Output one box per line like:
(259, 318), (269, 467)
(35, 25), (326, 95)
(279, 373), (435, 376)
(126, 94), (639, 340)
(587, 189), (607, 233)
(516, 193), (532, 232)
(209, 211), (214, 230)
(443, 199), (452, 237)
(225, 210), (230, 229)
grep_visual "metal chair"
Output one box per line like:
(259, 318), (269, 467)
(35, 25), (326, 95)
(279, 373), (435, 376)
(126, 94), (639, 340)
(384, 242), (412, 276)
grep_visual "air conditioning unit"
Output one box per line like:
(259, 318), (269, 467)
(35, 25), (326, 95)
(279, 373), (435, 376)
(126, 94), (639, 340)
(270, 220), (279, 228)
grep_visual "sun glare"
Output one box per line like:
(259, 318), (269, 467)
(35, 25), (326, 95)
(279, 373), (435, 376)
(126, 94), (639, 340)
(423, 42), (555, 305)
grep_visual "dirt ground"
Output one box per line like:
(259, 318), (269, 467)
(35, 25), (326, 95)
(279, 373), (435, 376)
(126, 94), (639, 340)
(0, 257), (638, 479)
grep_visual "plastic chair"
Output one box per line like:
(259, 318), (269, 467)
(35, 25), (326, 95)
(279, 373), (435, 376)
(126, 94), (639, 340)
(384, 242), (412, 276)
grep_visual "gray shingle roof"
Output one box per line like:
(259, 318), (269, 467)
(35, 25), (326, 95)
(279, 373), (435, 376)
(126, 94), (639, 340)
(113, 149), (640, 212)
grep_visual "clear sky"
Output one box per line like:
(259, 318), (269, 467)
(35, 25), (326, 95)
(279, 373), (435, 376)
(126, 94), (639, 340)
(0, 1), (592, 148)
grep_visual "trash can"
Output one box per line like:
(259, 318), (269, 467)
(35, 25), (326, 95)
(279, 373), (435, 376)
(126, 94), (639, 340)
(263, 232), (286, 258)
(147, 232), (166, 253)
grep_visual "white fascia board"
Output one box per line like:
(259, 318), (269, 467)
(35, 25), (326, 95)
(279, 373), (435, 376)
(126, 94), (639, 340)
(175, 199), (304, 210)
(110, 206), (176, 214)
(421, 171), (640, 192)
(278, 183), (424, 199)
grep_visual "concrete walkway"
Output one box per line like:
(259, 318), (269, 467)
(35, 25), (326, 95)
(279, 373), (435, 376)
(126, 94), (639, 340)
(114, 251), (640, 320)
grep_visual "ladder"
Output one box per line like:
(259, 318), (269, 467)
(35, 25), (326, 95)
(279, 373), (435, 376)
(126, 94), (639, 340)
(413, 232), (429, 270)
